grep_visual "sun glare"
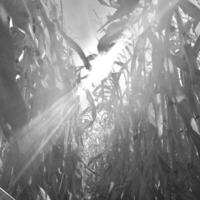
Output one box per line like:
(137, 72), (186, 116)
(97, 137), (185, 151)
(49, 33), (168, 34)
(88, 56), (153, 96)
(80, 0), (180, 93)
(81, 33), (131, 91)
(12, 0), (182, 188)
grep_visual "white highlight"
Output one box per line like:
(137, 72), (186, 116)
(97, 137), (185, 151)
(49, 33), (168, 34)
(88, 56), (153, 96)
(81, 31), (130, 91)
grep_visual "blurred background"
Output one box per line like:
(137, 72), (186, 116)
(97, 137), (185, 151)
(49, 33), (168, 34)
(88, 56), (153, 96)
(63, 0), (110, 53)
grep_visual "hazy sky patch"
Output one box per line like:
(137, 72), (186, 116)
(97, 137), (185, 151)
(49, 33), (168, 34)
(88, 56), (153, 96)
(63, 0), (112, 53)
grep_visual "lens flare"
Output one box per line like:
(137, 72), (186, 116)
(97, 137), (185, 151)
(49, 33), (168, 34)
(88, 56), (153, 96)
(12, 0), (180, 187)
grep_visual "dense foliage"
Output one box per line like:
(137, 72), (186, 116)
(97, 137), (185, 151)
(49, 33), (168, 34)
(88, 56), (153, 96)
(0, 0), (88, 199)
(1, 0), (200, 200)
(86, 0), (200, 200)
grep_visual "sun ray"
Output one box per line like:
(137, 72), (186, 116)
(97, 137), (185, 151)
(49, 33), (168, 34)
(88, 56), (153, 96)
(80, 0), (180, 91)
(10, 102), (77, 188)
(10, 0), (180, 187)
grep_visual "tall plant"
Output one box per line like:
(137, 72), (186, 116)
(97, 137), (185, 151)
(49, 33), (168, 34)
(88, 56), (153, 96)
(86, 0), (200, 199)
(0, 0), (89, 199)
